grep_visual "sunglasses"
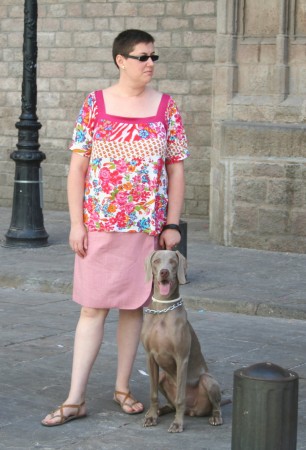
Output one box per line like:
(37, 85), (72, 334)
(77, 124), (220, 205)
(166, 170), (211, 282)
(124, 54), (159, 62)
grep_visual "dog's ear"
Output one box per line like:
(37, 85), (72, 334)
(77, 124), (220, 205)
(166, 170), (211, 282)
(145, 251), (156, 282)
(175, 251), (187, 284)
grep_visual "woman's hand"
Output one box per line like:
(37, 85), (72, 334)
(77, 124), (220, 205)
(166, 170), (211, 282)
(159, 228), (181, 250)
(69, 224), (88, 258)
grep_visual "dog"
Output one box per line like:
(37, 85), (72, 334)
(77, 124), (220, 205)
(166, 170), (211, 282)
(141, 250), (223, 433)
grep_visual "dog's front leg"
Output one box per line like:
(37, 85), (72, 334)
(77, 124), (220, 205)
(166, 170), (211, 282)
(168, 358), (188, 433)
(143, 354), (159, 427)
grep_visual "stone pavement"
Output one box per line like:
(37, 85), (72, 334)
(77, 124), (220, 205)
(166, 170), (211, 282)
(0, 207), (305, 450)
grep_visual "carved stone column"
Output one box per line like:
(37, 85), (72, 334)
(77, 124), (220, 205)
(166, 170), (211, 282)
(210, 0), (306, 253)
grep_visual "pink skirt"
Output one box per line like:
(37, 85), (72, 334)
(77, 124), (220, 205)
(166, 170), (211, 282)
(72, 231), (158, 310)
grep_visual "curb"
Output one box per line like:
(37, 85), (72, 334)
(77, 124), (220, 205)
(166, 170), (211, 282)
(184, 296), (306, 321)
(0, 274), (72, 295)
(1, 274), (305, 321)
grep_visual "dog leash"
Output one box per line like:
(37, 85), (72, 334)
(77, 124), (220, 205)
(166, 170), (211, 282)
(144, 298), (183, 315)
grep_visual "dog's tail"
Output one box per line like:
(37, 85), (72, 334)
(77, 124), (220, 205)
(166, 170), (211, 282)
(221, 398), (232, 406)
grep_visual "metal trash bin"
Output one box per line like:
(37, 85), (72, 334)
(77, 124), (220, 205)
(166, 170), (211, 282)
(231, 362), (299, 450)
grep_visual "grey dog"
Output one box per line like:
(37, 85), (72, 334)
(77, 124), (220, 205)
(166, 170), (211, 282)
(141, 250), (223, 433)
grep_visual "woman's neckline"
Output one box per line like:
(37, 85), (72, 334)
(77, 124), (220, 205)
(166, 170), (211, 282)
(96, 90), (167, 121)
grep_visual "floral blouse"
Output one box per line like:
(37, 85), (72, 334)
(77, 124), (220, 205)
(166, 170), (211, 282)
(69, 90), (189, 235)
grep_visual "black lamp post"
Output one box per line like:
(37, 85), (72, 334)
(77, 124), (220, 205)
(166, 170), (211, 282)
(5, 0), (49, 247)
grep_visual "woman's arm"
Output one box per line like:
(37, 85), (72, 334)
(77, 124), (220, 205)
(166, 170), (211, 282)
(159, 161), (185, 250)
(67, 153), (89, 258)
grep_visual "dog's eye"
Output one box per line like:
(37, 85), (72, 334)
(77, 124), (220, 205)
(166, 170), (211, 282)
(153, 258), (161, 265)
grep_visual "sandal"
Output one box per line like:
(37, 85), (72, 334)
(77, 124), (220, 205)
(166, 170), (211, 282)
(113, 390), (144, 415)
(41, 401), (87, 427)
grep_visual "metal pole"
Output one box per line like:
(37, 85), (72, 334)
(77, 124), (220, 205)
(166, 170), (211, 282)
(4, 0), (49, 248)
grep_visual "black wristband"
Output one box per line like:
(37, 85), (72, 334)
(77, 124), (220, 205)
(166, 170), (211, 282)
(162, 224), (181, 235)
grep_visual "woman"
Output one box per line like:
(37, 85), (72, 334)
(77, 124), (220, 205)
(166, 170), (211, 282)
(41, 29), (189, 426)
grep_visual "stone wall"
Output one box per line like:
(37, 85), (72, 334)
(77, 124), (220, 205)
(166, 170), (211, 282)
(210, 0), (306, 252)
(0, 0), (217, 217)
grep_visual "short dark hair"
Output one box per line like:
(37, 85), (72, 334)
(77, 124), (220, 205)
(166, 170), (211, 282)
(112, 29), (155, 68)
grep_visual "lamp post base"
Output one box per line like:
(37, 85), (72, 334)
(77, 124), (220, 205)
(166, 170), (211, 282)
(3, 233), (50, 248)
(4, 153), (49, 248)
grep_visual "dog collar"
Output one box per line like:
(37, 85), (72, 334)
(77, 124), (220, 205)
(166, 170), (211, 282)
(144, 299), (183, 315)
(151, 296), (182, 304)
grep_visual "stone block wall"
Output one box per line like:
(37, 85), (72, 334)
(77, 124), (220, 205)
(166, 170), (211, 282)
(218, 121), (306, 252)
(210, 0), (306, 252)
(0, 0), (217, 216)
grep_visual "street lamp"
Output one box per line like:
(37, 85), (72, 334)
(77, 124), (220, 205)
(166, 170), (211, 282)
(4, 0), (49, 247)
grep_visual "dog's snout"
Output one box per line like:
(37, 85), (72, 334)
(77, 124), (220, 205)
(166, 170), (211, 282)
(160, 269), (169, 279)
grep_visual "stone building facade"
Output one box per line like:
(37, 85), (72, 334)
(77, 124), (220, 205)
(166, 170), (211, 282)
(1, 0), (306, 252)
(0, 0), (216, 217)
(211, 0), (306, 252)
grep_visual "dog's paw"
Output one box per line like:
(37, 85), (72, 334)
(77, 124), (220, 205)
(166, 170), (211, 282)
(168, 421), (184, 433)
(209, 415), (223, 426)
(143, 415), (158, 427)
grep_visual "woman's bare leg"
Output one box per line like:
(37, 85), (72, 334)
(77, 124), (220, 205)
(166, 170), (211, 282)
(42, 306), (109, 425)
(114, 308), (144, 413)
